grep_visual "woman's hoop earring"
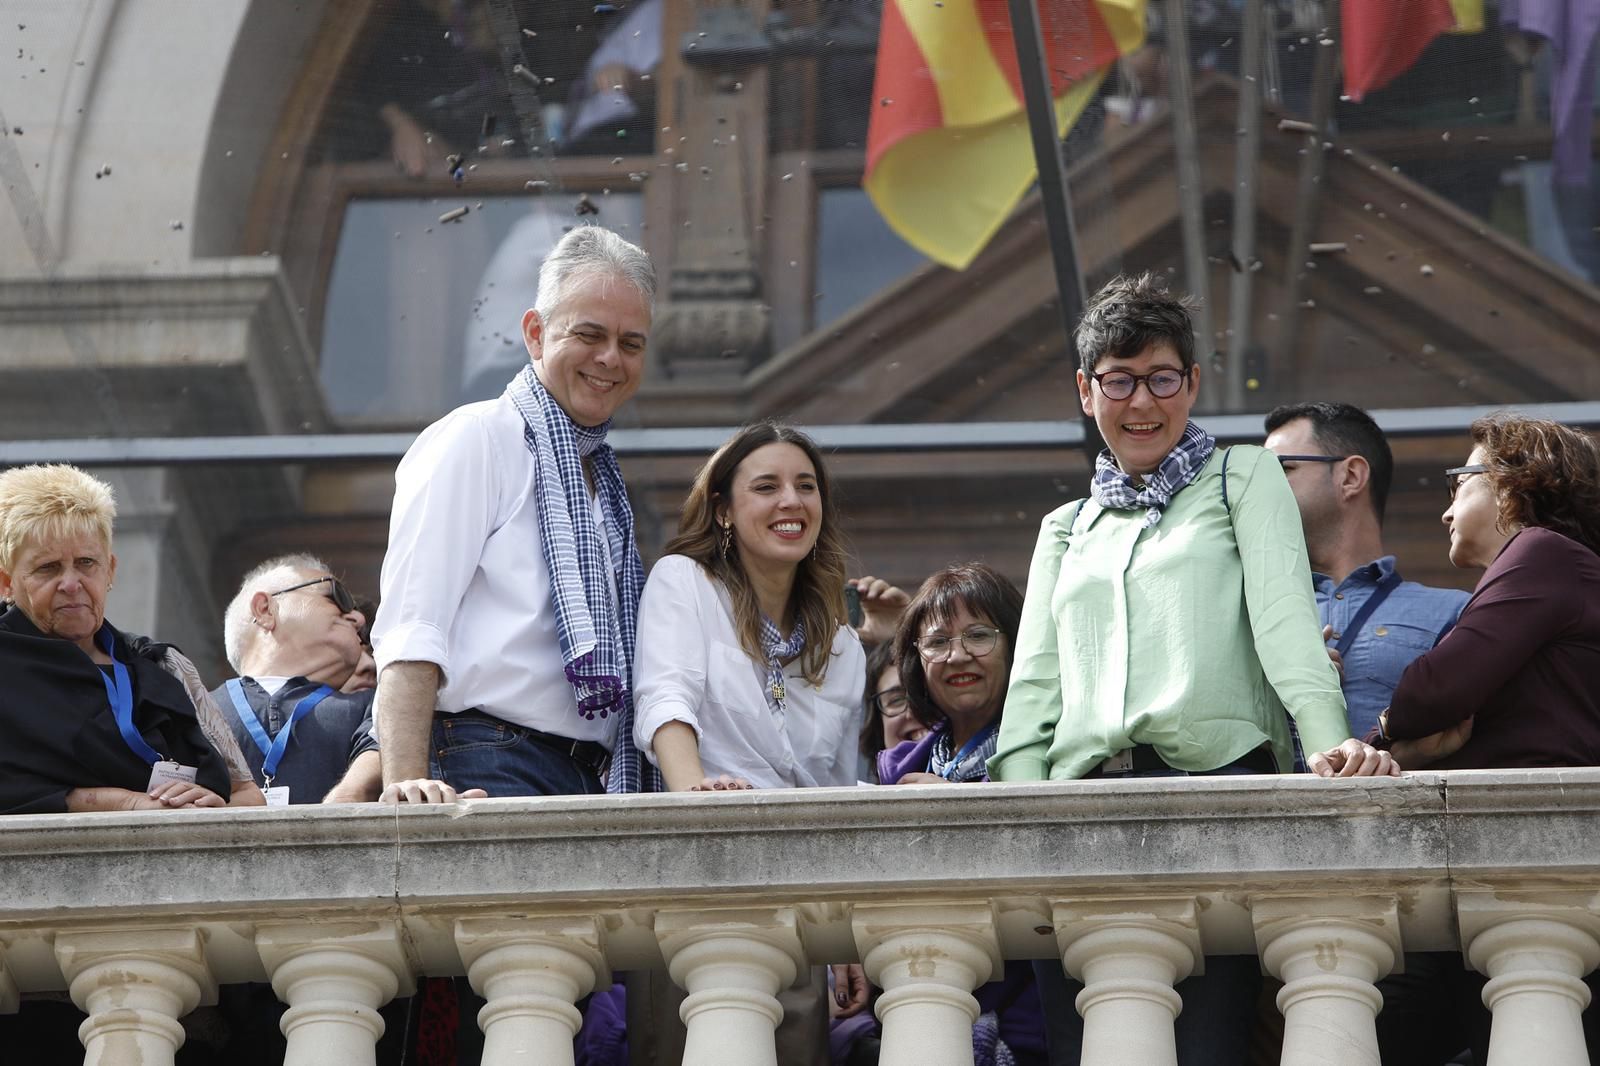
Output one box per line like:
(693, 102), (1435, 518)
(720, 522), (733, 560)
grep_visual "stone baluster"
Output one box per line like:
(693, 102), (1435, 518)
(1053, 898), (1202, 1066)
(455, 916), (608, 1066)
(852, 902), (1002, 1066)
(55, 928), (215, 1066)
(655, 907), (808, 1066)
(1253, 896), (1400, 1066)
(0, 939), (18, 1014)
(255, 922), (410, 1066)
(1458, 895), (1600, 1066)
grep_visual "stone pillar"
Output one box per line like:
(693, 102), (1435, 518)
(0, 939), (18, 1014)
(455, 916), (608, 1066)
(255, 922), (411, 1066)
(1458, 895), (1600, 1066)
(55, 928), (216, 1066)
(655, 907), (808, 1066)
(1053, 898), (1202, 1066)
(1254, 897), (1401, 1066)
(852, 902), (1002, 1066)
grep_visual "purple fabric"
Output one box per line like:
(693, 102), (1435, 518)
(1502, 0), (1600, 186)
(876, 725), (945, 785)
(574, 983), (629, 1066)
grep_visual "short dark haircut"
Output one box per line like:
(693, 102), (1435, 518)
(1074, 272), (1199, 375)
(858, 640), (899, 768)
(1265, 401), (1395, 523)
(1473, 414), (1600, 554)
(892, 563), (1025, 731)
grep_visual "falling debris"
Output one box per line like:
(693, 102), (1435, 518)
(575, 194), (599, 216)
(1308, 242), (1347, 254)
(513, 64), (540, 88)
(1277, 119), (1316, 133)
(1419, 264), (1435, 277)
(446, 153), (465, 183)
(439, 205), (470, 223)
(93, 163), (111, 178)
(522, 27), (536, 37)
(169, 220), (184, 230)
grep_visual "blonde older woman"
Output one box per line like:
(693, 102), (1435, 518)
(0, 464), (251, 814)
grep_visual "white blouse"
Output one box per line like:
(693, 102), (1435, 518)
(633, 554), (867, 789)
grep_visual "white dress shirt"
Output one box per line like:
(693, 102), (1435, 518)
(633, 554), (867, 788)
(373, 394), (618, 747)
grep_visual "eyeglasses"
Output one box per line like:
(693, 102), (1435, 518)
(1276, 454), (1349, 468)
(1089, 368), (1188, 401)
(272, 576), (358, 615)
(871, 687), (910, 718)
(1445, 464), (1488, 500)
(916, 625), (1001, 663)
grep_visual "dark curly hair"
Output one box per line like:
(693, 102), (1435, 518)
(1472, 414), (1600, 554)
(1074, 272), (1200, 375)
(857, 641), (900, 771)
(892, 563), (1025, 731)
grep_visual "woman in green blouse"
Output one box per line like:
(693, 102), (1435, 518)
(990, 273), (1396, 1066)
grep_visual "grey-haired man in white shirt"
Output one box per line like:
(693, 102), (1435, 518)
(371, 225), (657, 804)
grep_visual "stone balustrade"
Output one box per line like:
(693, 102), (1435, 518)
(2, 770), (1599, 1066)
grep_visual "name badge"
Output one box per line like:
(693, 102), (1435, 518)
(263, 786), (292, 807)
(147, 760), (198, 792)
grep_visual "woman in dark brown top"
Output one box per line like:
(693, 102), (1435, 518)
(1372, 414), (1600, 769)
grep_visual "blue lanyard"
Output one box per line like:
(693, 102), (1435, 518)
(98, 627), (163, 766)
(224, 679), (333, 782)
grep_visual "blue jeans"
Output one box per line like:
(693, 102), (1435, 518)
(429, 711), (606, 798)
(1037, 756), (1271, 1066)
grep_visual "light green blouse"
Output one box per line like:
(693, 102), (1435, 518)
(989, 445), (1349, 781)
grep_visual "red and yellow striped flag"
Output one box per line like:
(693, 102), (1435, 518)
(865, 0), (1146, 270)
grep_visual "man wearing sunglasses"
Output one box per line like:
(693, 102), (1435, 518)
(1264, 403), (1469, 742)
(215, 554), (422, 805)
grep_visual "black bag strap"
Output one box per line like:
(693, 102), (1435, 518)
(1333, 572), (1403, 658)
(1219, 446), (1234, 514)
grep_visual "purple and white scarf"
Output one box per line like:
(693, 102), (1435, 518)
(507, 365), (658, 793)
(1090, 421), (1216, 528)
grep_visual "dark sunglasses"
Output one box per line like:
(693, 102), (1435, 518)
(272, 576), (358, 615)
(1445, 464), (1488, 500)
(1275, 454), (1348, 467)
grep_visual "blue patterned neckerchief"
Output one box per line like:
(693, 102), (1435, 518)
(758, 614), (807, 716)
(929, 721), (1000, 782)
(506, 365), (658, 793)
(1090, 421), (1216, 528)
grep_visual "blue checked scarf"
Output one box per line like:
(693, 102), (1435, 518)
(758, 615), (807, 716)
(1090, 421), (1216, 528)
(507, 365), (658, 794)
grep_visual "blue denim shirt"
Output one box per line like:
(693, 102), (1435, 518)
(1314, 557), (1470, 739)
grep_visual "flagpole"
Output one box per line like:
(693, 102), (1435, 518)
(1004, 0), (1105, 459)
(1162, 0), (1216, 389)
(1225, 0), (1266, 411)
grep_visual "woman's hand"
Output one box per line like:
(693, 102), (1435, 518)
(829, 963), (871, 1019)
(1307, 738), (1401, 778)
(893, 771), (950, 785)
(850, 576), (910, 647)
(688, 774), (754, 791)
(1389, 718), (1474, 769)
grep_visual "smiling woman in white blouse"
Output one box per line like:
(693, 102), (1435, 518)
(633, 421), (865, 792)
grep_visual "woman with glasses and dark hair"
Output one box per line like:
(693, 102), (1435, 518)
(989, 274), (1393, 1066)
(1368, 413), (1600, 771)
(855, 562), (1046, 1066)
(0, 464), (258, 814)
(858, 641), (925, 780)
(876, 563), (1023, 787)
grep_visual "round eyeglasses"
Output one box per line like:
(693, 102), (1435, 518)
(871, 687), (910, 718)
(916, 625), (1001, 663)
(1089, 368), (1188, 401)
